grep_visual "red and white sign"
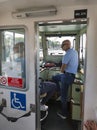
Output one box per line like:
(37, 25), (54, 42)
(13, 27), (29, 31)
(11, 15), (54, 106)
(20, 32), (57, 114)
(0, 76), (8, 86)
(8, 77), (23, 88)
(0, 76), (23, 88)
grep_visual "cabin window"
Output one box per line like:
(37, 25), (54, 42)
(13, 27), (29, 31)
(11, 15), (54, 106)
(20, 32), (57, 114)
(46, 36), (75, 55)
(0, 28), (26, 90)
(80, 33), (86, 66)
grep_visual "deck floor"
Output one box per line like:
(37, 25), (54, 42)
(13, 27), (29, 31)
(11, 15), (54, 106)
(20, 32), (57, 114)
(41, 100), (81, 130)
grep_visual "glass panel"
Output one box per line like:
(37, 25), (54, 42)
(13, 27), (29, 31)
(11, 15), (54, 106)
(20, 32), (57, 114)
(80, 33), (86, 65)
(46, 36), (75, 55)
(0, 28), (26, 89)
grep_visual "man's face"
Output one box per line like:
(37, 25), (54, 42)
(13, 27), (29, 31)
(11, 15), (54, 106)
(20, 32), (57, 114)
(13, 46), (19, 53)
(62, 41), (70, 51)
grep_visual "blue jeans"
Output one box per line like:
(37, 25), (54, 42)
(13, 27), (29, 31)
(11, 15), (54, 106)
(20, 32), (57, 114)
(52, 73), (75, 116)
(40, 81), (57, 105)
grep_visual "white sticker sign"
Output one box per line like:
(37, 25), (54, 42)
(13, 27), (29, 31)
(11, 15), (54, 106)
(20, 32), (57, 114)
(0, 76), (8, 86)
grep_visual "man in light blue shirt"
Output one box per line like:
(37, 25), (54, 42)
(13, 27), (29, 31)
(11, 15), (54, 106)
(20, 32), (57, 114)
(52, 40), (78, 119)
(62, 45), (78, 74)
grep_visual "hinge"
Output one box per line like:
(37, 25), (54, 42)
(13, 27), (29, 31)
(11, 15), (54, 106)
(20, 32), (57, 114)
(30, 104), (36, 113)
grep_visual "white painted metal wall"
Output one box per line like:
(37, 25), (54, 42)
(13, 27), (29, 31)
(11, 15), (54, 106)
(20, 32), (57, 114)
(0, 4), (97, 130)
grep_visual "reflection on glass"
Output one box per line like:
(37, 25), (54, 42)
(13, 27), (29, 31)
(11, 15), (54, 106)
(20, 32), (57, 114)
(0, 29), (25, 89)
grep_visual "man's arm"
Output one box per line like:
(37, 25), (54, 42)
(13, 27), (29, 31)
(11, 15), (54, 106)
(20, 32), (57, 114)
(60, 64), (67, 73)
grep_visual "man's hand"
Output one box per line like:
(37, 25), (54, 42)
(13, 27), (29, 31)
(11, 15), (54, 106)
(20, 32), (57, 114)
(84, 120), (97, 130)
(60, 64), (67, 73)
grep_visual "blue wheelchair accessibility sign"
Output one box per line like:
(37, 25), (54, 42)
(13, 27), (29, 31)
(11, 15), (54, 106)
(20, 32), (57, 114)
(10, 92), (26, 111)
